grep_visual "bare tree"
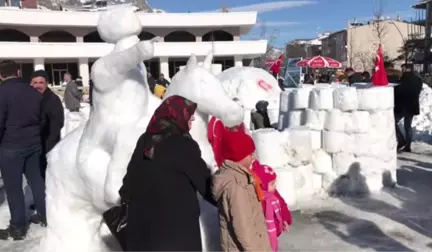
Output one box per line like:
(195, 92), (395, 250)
(352, 51), (373, 72)
(251, 21), (280, 69)
(347, 27), (356, 67)
(372, 0), (388, 44)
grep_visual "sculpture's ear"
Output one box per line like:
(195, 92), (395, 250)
(185, 54), (197, 72)
(202, 51), (213, 70)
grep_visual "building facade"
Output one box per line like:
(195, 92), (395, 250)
(0, 7), (267, 86)
(322, 20), (423, 72)
(321, 30), (347, 65)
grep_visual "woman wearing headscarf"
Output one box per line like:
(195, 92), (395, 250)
(251, 100), (272, 130)
(120, 95), (215, 251)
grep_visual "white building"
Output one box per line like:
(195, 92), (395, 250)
(0, 5), (267, 86)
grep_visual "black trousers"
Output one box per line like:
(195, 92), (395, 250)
(0, 144), (46, 229)
(395, 112), (414, 148)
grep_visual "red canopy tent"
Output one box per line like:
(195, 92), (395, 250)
(296, 55), (342, 68)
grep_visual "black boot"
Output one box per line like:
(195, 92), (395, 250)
(29, 213), (47, 227)
(397, 141), (405, 150)
(0, 226), (27, 241)
(401, 146), (412, 153)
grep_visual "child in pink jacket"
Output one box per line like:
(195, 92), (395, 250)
(252, 161), (292, 252)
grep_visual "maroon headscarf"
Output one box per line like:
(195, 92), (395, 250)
(142, 95), (197, 159)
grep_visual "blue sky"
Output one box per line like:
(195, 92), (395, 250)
(151, 0), (419, 47)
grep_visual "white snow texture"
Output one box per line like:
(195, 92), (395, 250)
(412, 84), (432, 143)
(39, 7), (243, 252)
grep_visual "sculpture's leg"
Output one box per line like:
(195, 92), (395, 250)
(40, 201), (109, 252)
(104, 127), (145, 206)
(199, 196), (221, 251)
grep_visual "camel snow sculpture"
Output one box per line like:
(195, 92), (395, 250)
(40, 7), (243, 252)
(201, 54), (282, 127)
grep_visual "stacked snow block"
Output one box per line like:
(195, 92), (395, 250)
(269, 85), (397, 205)
(324, 86), (397, 192)
(252, 127), (330, 210)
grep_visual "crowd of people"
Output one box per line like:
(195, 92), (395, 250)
(0, 56), (424, 250)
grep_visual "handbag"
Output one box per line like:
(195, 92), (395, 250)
(102, 202), (128, 250)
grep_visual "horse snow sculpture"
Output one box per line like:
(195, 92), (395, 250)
(164, 54), (244, 251)
(40, 7), (243, 252)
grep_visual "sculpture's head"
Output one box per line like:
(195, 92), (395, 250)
(97, 6), (142, 44)
(164, 54), (243, 127)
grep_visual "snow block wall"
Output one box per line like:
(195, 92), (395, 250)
(255, 84), (397, 209)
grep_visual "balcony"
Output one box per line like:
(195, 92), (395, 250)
(0, 40), (268, 59)
(0, 9), (257, 34)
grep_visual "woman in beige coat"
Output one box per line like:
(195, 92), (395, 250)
(212, 130), (272, 252)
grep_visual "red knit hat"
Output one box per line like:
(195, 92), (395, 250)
(252, 160), (277, 191)
(222, 130), (256, 162)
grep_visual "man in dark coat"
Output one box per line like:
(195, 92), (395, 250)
(89, 79), (94, 106)
(157, 73), (170, 87)
(120, 96), (215, 251)
(251, 100), (272, 130)
(394, 63), (423, 152)
(30, 70), (64, 174)
(0, 60), (47, 240)
(345, 67), (363, 85)
(147, 72), (157, 94)
(63, 72), (82, 112)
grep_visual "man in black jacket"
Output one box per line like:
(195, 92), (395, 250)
(345, 67), (363, 85)
(394, 64), (423, 152)
(0, 60), (46, 240)
(31, 70), (64, 175)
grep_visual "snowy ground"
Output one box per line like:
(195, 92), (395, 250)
(0, 143), (431, 251)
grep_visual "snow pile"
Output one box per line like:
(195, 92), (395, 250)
(61, 103), (90, 137)
(412, 84), (432, 143)
(253, 84), (398, 209)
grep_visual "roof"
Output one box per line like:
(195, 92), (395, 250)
(412, 0), (432, 9)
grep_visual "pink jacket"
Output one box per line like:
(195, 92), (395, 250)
(264, 191), (283, 252)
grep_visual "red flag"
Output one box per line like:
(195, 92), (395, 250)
(269, 54), (284, 75)
(371, 44), (388, 86)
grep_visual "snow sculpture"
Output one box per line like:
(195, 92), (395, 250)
(41, 8), (242, 252)
(200, 54), (282, 128)
(40, 7), (161, 252)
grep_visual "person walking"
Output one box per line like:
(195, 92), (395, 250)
(394, 63), (423, 152)
(0, 60), (47, 240)
(63, 72), (82, 112)
(119, 95), (215, 251)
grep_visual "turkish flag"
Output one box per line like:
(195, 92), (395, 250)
(269, 54), (284, 75)
(371, 44), (388, 86)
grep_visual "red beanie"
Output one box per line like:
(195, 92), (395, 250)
(222, 130), (256, 162)
(252, 160), (277, 191)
